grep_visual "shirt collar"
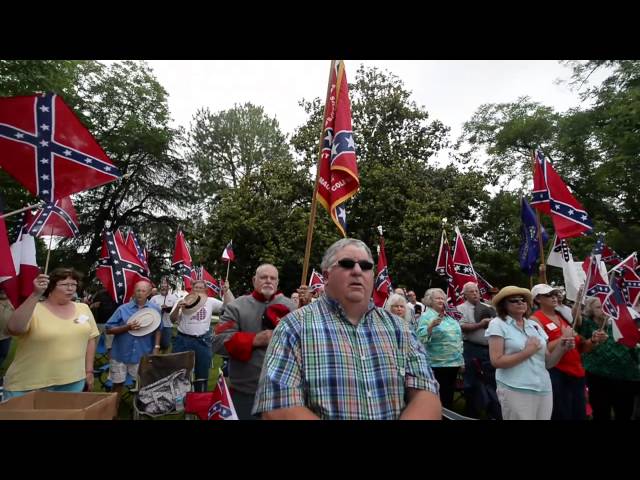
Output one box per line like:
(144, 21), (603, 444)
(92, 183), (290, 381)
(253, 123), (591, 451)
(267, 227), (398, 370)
(321, 294), (376, 323)
(251, 290), (283, 303)
(128, 299), (150, 309)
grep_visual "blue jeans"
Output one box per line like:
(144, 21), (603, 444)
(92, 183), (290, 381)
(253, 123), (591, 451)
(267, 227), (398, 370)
(160, 327), (173, 350)
(3, 379), (86, 400)
(172, 332), (212, 391)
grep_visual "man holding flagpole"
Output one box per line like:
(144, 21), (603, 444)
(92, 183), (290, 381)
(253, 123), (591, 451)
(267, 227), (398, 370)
(253, 238), (441, 420)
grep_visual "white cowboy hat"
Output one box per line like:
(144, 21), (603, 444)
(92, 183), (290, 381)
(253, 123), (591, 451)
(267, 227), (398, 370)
(182, 292), (208, 316)
(127, 307), (162, 337)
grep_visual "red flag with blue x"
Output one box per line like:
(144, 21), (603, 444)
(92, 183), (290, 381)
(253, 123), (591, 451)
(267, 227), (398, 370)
(0, 93), (121, 202)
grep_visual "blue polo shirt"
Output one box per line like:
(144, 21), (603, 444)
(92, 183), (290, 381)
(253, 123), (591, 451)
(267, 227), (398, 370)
(105, 300), (161, 364)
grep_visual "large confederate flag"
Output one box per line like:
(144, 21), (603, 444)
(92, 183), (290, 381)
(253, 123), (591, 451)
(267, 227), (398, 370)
(0, 93), (121, 203)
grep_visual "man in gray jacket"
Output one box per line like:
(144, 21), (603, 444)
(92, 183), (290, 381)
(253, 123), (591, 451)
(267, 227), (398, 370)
(213, 263), (296, 419)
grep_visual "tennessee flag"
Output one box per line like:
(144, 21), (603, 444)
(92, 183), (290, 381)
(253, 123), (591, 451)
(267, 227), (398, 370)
(316, 60), (359, 236)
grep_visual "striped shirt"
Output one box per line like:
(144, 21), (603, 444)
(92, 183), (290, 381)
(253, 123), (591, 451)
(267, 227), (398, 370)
(252, 295), (439, 420)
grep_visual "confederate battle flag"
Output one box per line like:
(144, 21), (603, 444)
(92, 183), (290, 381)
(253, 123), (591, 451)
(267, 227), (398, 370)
(26, 196), (79, 238)
(0, 93), (121, 203)
(172, 230), (195, 291)
(316, 61), (359, 236)
(96, 230), (150, 303)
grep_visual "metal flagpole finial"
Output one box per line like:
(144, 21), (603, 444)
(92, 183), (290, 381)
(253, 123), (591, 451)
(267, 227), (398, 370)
(377, 225), (383, 236)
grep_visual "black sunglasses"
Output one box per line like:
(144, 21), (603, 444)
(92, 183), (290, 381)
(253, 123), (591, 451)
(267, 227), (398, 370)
(334, 259), (375, 271)
(506, 297), (527, 304)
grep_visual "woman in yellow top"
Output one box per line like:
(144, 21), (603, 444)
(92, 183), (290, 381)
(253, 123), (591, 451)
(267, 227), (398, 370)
(3, 268), (99, 399)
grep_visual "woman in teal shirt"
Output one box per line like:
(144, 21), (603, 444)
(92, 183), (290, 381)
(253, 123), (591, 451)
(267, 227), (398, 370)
(416, 288), (463, 409)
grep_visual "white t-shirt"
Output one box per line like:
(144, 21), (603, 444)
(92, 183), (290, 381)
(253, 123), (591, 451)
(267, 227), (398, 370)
(150, 293), (178, 327)
(173, 297), (223, 337)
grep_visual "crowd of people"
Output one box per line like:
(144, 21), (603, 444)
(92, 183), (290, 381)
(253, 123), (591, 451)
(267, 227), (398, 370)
(1, 237), (639, 420)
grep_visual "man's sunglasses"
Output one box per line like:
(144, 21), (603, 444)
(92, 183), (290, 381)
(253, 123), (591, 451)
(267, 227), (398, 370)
(334, 259), (375, 271)
(506, 297), (527, 304)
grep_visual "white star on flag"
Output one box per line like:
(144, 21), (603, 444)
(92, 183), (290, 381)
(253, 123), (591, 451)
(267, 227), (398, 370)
(40, 158), (49, 164)
(39, 105), (49, 112)
(346, 135), (355, 149)
(39, 140), (49, 147)
(40, 124), (50, 131)
(41, 174), (49, 180)
(568, 209), (574, 215)
(85, 158), (93, 164)
(63, 149), (72, 156)
(15, 132), (24, 139)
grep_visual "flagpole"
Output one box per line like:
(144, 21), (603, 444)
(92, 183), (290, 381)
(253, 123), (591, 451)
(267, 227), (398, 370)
(0, 203), (42, 220)
(301, 60), (337, 287)
(532, 150), (547, 284)
(44, 226), (54, 275)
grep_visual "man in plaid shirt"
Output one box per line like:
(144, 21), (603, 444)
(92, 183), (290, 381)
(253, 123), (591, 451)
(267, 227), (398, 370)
(253, 238), (441, 420)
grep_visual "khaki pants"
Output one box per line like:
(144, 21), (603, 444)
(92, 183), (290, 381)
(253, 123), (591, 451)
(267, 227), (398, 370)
(497, 385), (553, 420)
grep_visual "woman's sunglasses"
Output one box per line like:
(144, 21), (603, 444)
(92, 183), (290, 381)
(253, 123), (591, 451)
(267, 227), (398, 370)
(506, 297), (527, 304)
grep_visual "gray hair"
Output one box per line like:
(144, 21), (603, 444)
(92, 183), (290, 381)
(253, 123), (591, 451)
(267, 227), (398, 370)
(384, 293), (407, 313)
(320, 238), (373, 271)
(463, 282), (479, 293)
(191, 279), (206, 289)
(422, 288), (446, 308)
(255, 263), (278, 276)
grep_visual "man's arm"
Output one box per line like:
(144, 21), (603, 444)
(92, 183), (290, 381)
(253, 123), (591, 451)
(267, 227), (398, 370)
(262, 407), (320, 420)
(213, 302), (258, 361)
(399, 388), (442, 420)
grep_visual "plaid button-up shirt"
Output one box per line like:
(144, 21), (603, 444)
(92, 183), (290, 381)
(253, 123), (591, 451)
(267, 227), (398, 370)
(252, 295), (439, 420)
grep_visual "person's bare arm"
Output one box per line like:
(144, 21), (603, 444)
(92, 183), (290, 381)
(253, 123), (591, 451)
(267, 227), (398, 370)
(262, 407), (321, 420)
(7, 274), (48, 335)
(399, 388), (442, 420)
(488, 336), (539, 369)
(85, 337), (97, 391)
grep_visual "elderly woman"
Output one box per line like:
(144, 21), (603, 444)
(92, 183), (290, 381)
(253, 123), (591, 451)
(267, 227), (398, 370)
(486, 286), (573, 420)
(416, 288), (463, 409)
(3, 268), (100, 399)
(385, 293), (415, 330)
(576, 297), (640, 420)
(530, 283), (591, 420)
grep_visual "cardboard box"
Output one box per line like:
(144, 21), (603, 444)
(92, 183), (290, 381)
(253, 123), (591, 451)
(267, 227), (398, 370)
(0, 391), (118, 420)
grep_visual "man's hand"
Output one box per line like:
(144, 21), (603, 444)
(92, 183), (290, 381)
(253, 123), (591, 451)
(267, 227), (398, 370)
(297, 285), (313, 307)
(479, 318), (491, 329)
(253, 330), (273, 347)
(128, 319), (142, 331)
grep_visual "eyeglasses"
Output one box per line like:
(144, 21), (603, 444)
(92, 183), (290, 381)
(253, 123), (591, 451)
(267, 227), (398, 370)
(540, 293), (556, 298)
(57, 283), (78, 289)
(333, 259), (375, 271)
(506, 297), (527, 304)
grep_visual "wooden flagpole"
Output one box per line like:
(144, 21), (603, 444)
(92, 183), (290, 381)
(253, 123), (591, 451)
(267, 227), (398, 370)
(225, 260), (231, 285)
(532, 150), (547, 284)
(44, 225), (54, 275)
(301, 60), (337, 287)
(0, 203), (42, 220)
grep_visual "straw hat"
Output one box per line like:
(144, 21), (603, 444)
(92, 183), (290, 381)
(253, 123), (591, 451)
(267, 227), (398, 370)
(182, 292), (207, 316)
(491, 286), (533, 308)
(127, 307), (162, 337)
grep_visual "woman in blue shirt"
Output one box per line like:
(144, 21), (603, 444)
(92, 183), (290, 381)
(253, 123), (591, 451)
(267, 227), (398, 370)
(486, 286), (573, 420)
(416, 288), (463, 409)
